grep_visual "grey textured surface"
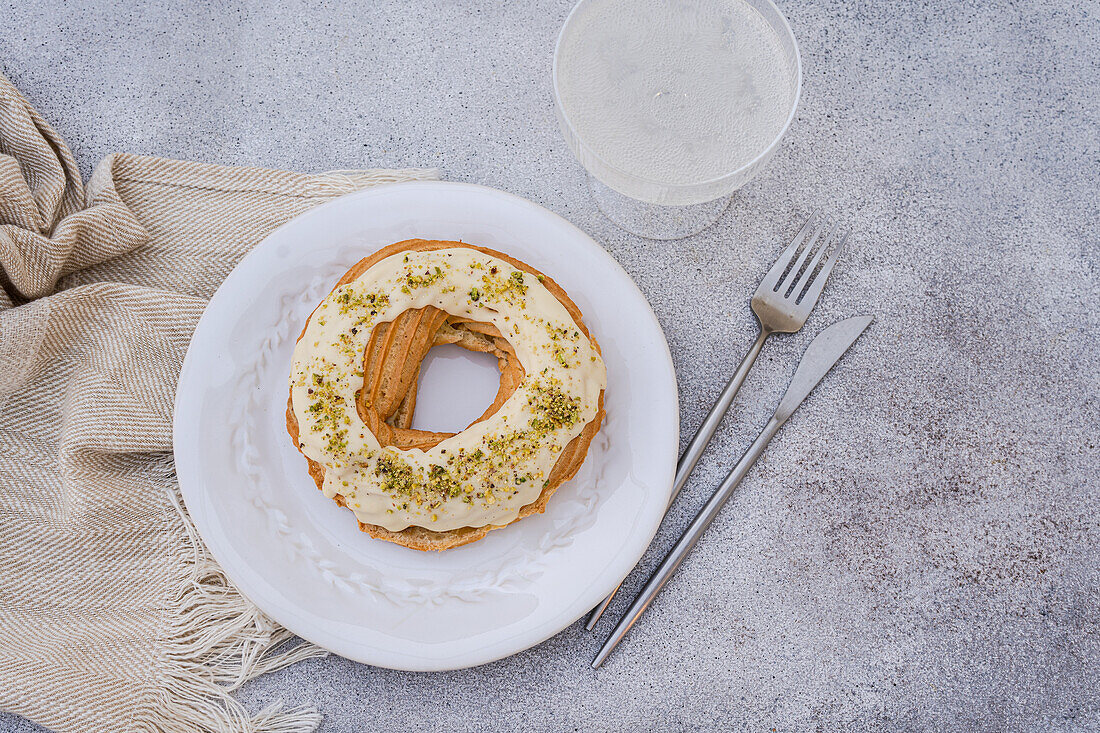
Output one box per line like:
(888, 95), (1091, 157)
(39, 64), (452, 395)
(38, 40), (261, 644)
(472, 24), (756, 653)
(2, 0), (1098, 730)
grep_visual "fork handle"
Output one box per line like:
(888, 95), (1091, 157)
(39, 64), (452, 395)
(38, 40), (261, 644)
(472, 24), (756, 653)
(670, 327), (769, 503)
(584, 328), (769, 630)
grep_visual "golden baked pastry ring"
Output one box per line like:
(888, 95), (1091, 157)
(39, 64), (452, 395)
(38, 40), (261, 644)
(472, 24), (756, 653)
(287, 240), (605, 551)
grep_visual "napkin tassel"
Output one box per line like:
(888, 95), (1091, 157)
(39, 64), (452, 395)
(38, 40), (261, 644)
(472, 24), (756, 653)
(134, 486), (330, 733)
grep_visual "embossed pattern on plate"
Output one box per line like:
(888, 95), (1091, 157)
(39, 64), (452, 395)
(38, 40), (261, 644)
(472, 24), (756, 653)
(174, 182), (677, 670)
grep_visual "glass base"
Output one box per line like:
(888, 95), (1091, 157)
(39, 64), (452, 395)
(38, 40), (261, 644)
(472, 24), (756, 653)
(588, 175), (731, 240)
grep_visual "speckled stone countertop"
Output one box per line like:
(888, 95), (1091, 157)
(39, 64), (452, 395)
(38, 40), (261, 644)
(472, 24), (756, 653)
(2, 0), (1097, 730)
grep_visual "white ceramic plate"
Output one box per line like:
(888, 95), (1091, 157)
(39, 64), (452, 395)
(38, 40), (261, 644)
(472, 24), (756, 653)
(173, 181), (678, 671)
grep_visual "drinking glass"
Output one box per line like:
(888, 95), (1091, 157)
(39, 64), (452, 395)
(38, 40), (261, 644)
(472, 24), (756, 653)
(553, 0), (802, 239)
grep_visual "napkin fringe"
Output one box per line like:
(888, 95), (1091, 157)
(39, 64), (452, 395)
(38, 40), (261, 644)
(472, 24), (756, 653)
(136, 487), (330, 733)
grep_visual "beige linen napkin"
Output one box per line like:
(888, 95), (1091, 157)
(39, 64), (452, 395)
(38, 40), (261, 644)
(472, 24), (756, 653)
(0, 72), (436, 731)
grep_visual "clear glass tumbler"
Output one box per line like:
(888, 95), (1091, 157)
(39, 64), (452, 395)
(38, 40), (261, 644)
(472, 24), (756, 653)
(553, 0), (802, 239)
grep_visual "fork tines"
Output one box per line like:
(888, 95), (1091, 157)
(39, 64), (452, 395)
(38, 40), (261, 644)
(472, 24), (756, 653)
(768, 211), (848, 307)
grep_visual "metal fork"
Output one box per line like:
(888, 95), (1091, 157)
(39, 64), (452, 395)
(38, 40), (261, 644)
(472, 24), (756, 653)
(585, 211), (848, 630)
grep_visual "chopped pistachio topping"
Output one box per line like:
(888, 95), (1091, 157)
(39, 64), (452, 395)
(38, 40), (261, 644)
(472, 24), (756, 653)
(307, 374), (351, 453)
(357, 377), (582, 508)
(402, 265), (445, 290)
(375, 453), (416, 496)
(527, 379), (582, 433)
(333, 289), (389, 315)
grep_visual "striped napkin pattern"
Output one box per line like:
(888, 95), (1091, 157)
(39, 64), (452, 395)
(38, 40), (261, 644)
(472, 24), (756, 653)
(0, 72), (435, 732)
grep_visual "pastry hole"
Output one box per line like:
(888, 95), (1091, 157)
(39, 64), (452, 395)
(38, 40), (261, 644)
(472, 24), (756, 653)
(412, 344), (501, 433)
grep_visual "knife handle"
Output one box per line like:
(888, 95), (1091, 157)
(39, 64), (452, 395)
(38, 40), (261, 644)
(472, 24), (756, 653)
(592, 415), (783, 669)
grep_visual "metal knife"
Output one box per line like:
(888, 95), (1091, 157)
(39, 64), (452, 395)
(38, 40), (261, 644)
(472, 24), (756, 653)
(591, 314), (873, 669)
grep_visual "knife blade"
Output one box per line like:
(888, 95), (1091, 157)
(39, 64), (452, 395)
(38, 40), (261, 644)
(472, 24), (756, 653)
(775, 314), (873, 423)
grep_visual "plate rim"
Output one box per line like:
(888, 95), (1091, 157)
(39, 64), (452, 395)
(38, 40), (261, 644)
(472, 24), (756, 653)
(172, 180), (679, 670)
